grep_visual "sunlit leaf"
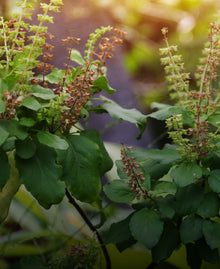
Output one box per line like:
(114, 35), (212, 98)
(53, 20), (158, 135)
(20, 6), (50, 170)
(30, 85), (56, 100)
(37, 131), (69, 150)
(70, 49), (85, 65)
(21, 97), (42, 111)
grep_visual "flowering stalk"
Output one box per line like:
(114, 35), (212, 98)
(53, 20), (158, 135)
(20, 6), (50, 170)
(120, 144), (150, 200)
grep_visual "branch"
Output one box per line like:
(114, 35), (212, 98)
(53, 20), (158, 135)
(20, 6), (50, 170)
(65, 188), (111, 269)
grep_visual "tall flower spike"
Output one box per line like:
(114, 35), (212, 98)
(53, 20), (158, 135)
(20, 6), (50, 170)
(120, 144), (148, 200)
(160, 28), (190, 105)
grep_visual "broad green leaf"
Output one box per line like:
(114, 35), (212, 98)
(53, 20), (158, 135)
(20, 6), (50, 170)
(203, 220), (220, 249)
(21, 97), (42, 111)
(2, 137), (15, 152)
(152, 222), (179, 262)
(209, 112), (220, 127)
(156, 195), (175, 219)
(16, 143), (65, 209)
(180, 214), (203, 243)
(208, 169), (220, 193)
(15, 139), (36, 159)
(186, 243), (202, 269)
(0, 149), (10, 191)
(103, 179), (135, 203)
(0, 152), (21, 223)
(0, 98), (5, 113)
(0, 78), (8, 93)
(37, 131), (69, 150)
(81, 129), (113, 176)
(58, 135), (102, 203)
(30, 85), (56, 100)
(93, 76), (115, 94)
(197, 192), (220, 218)
(151, 181), (177, 196)
(175, 184), (204, 216)
(0, 125), (9, 145)
(70, 49), (85, 65)
(0, 119), (28, 140)
(97, 96), (147, 139)
(142, 159), (172, 180)
(19, 117), (36, 127)
(40, 68), (65, 84)
(130, 148), (181, 164)
(170, 164), (202, 187)
(104, 214), (136, 252)
(147, 106), (194, 126)
(150, 102), (171, 110)
(129, 208), (164, 249)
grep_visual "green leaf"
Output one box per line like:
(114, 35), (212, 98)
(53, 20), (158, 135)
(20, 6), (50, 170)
(147, 106), (194, 126)
(151, 182), (177, 196)
(15, 139), (36, 159)
(15, 143), (65, 209)
(58, 135), (102, 203)
(0, 119), (28, 140)
(41, 68), (65, 84)
(30, 85), (56, 100)
(129, 208), (164, 249)
(0, 78), (8, 93)
(186, 243), (202, 269)
(70, 49), (85, 65)
(103, 179), (135, 203)
(0, 125), (9, 145)
(203, 220), (220, 249)
(97, 96), (147, 139)
(93, 76), (115, 94)
(0, 149), (10, 191)
(152, 222), (179, 262)
(170, 164), (202, 187)
(180, 214), (203, 244)
(0, 98), (5, 113)
(37, 131), (69, 150)
(142, 159), (172, 180)
(197, 192), (220, 218)
(104, 214), (136, 252)
(131, 148), (181, 164)
(175, 184), (204, 216)
(19, 117), (36, 127)
(209, 112), (220, 127)
(81, 129), (113, 176)
(21, 97), (42, 111)
(208, 169), (220, 193)
(156, 195), (175, 219)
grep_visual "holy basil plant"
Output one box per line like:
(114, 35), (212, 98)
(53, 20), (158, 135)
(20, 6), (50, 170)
(0, 0), (146, 223)
(104, 24), (220, 268)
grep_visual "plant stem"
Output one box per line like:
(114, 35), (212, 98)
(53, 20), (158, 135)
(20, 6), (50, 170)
(65, 188), (111, 269)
